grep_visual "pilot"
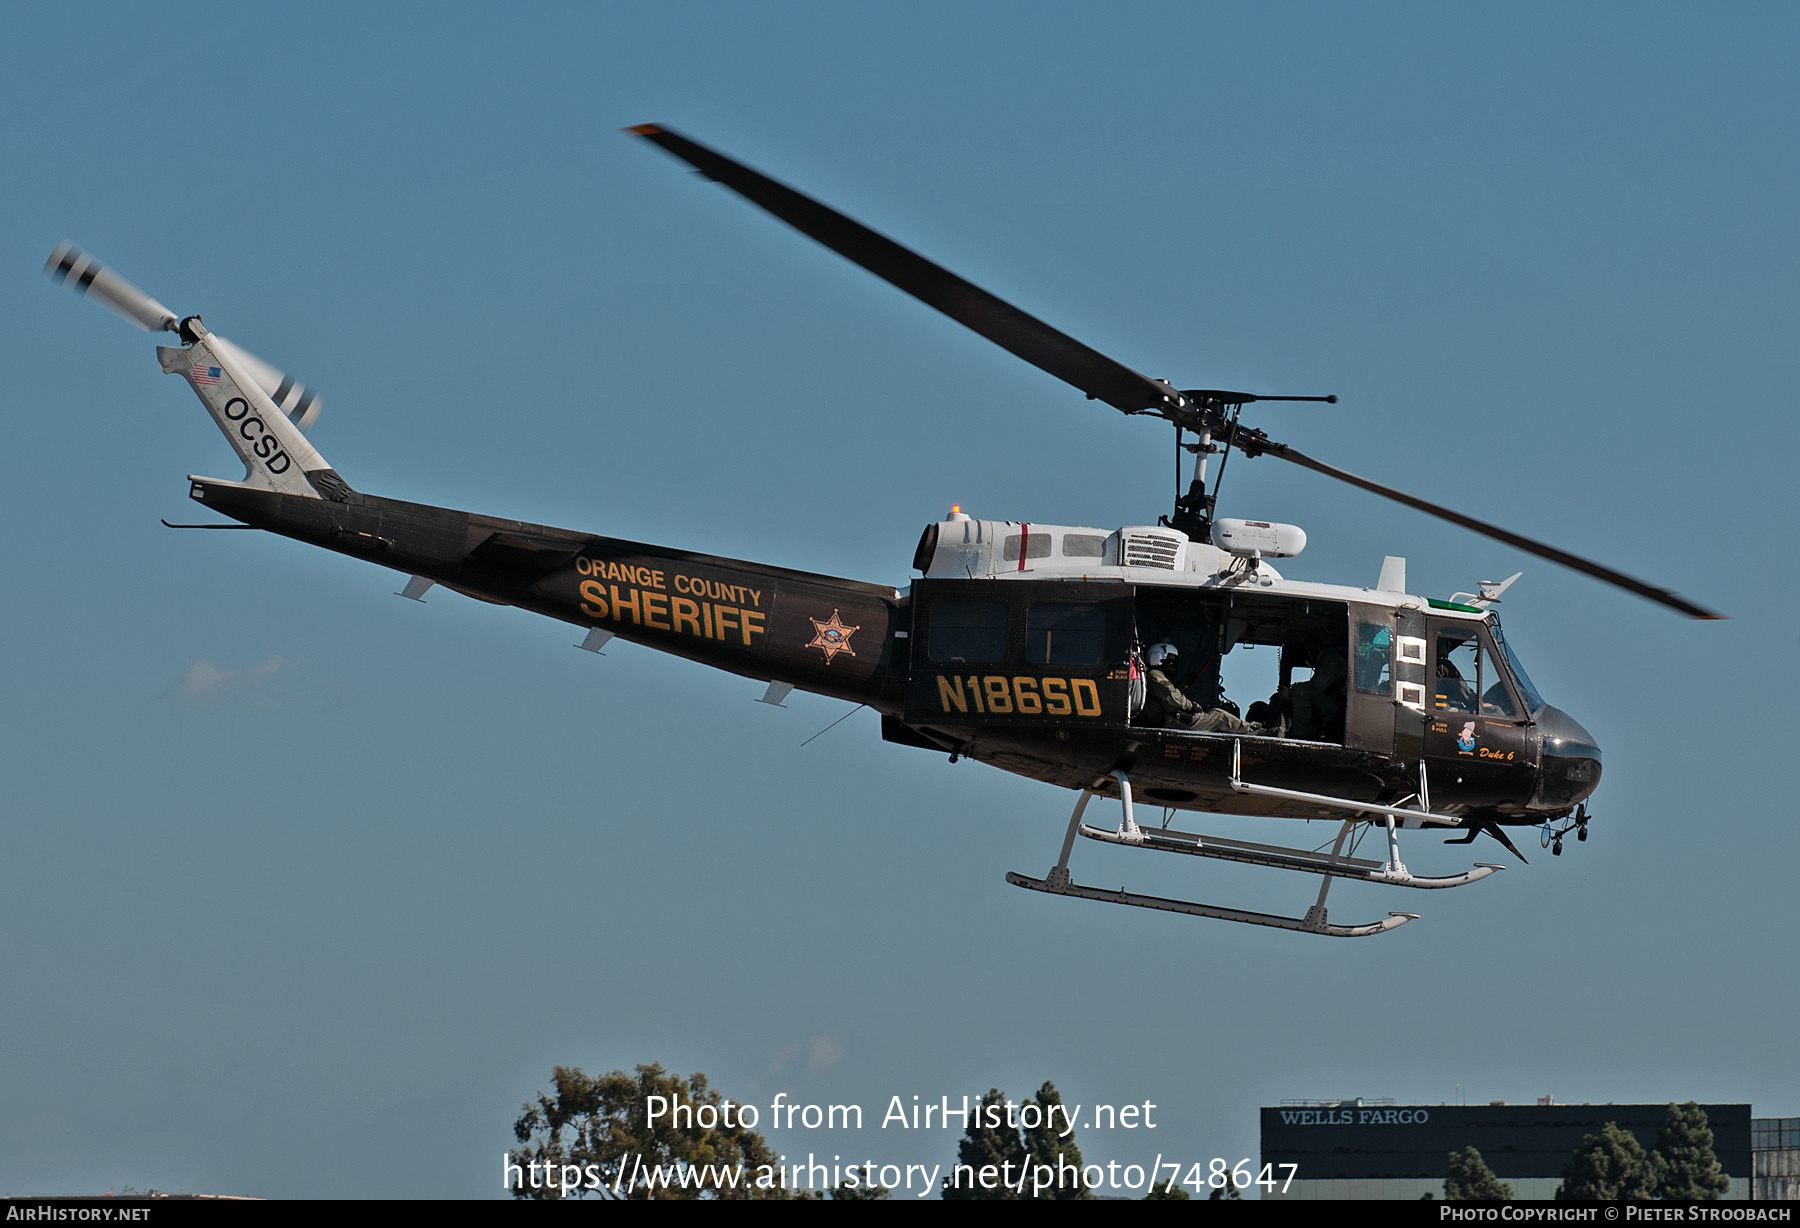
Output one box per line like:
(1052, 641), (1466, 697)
(1288, 630), (1347, 741)
(1435, 640), (1477, 712)
(1141, 644), (1264, 734)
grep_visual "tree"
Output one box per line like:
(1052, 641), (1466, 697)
(943, 1083), (1095, 1200)
(1444, 1146), (1513, 1200)
(944, 1089), (1030, 1200)
(509, 1064), (808, 1200)
(1653, 1102), (1730, 1200)
(1022, 1081), (1095, 1200)
(1557, 1121), (1660, 1200)
(830, 1179), (891, 1200)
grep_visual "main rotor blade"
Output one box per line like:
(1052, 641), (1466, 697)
(1249, 438), (1723, 620)
(626, 124), (1175, 415)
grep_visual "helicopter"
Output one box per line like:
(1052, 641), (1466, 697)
(44, 124), (1721, 939)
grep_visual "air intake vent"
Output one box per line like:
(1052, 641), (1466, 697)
(1119, 527), (1187, 570)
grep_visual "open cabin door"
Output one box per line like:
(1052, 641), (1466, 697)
(904, 579), (1135, 730)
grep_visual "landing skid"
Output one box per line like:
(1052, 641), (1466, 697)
(1005, 871), (1417, 937)
(1007, 746), (1501, 937)
(1079, 822), (1505, 889)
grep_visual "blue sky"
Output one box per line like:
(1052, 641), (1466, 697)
(2, 1), (1795, 1198)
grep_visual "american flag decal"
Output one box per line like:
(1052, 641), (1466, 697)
(191, 363), (221, 386)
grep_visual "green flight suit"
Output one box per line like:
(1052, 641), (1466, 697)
(1140, 669), (1262, 734)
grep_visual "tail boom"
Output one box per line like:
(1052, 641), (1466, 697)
(187, 479), (905, 709)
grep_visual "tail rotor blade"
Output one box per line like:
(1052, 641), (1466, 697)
(209, 334), (324, 432)
(43, 243), (179, 333)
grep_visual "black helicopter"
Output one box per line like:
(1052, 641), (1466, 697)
(44, 125), (1719, 937)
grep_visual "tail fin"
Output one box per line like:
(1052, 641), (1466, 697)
(208, 334), (324, 433)
(159, 325), (350, 501)
(45, 243), (325, 434)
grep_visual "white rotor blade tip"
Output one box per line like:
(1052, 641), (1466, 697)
(44, 242), (178, 332)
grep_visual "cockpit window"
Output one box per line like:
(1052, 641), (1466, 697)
(1434, 631), (1480, 713)
(1437, 623), (1525, 717)
(1480, 670), (1517, 718)
(1489, 620), (1545, 714)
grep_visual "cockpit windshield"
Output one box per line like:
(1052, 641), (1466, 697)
(1488, 619), (1545, 714)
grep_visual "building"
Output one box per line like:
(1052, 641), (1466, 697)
(1755, 1118), (1800, 1201)
(1260, 1100), (1752, 1200)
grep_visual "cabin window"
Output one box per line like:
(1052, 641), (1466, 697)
(928, 600), (1009, 663)
(1061, 534), (1107, 558)
(1354, 623), (1392, 694)
(1002, 533), (1052, 562)
(1024, 602), (1107, 665)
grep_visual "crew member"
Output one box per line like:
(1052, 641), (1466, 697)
(1140, 644), (1264, 734)
(1288, 630), (1347, 740)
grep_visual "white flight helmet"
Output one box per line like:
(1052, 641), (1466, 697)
(1146, 642), (1178, 668)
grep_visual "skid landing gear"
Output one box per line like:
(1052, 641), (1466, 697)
(1008, 753), (1503, 937)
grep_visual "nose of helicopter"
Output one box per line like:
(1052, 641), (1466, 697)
(1530, 705), (1603, 811)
